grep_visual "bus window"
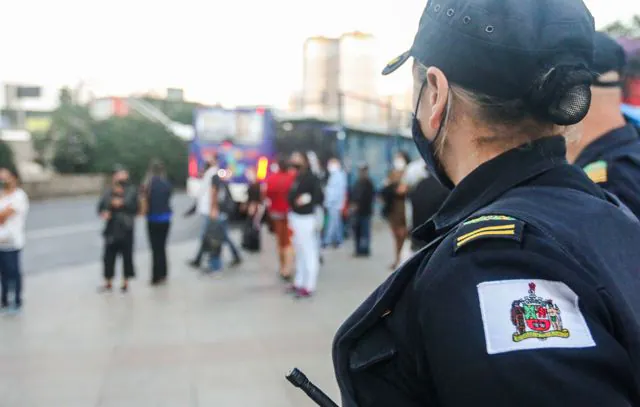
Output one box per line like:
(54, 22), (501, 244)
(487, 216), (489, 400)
(235, 111), (264, 145)
(196, 109), (235, 142)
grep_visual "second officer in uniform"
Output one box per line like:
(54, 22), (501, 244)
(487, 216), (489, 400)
(566, 31), (640, 218)
(332, 0), (640, 406)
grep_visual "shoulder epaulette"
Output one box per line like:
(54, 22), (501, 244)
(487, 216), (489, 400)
(583, 160), (608, 184)
(454, 215), (525, 252)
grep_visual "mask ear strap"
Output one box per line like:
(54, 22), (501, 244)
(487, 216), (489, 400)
(414, 80), (428, 116)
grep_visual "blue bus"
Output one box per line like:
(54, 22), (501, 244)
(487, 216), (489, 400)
(189, 106), (276, 203)
(188, 106), (414, 204)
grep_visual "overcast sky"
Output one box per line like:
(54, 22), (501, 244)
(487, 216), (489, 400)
(2, 0), (637, 108)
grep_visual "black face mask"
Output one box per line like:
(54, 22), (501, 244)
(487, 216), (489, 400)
(412, 81), (455, 190)
(411, 116), (454, 190)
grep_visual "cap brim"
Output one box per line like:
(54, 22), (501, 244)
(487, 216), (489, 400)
(381, 50), (411, 76)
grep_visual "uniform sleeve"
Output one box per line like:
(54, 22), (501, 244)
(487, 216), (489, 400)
(415, 248), (632, 407)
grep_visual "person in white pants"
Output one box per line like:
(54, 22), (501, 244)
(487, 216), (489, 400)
(290, 212), (320, 295)
(287, 152), (323, 298)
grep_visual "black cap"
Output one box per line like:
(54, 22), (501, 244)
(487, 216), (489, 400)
(382, 0), (595, 103)
(592, 31), (627, 87)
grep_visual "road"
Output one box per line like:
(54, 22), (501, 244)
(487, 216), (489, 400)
(24, 193), (200, 274)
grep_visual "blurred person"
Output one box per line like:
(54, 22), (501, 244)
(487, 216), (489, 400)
(207, 158), (242, 272)
(98, 165), (138, 292)
(566, 32), (640, 218)
(241, 167), (263, 252)
(393, 150), (411, 172)
(288, 151), (323, 298)
(380, 169), (408, 269)
(265, 156), (296, 280)
(0, 167), (28, 312)
(141, 159), (173, 285)
(188, 155), (241, 269)
(183, 161), (212, 217)
(323, 157), (348, 248)
(350, 163), (375, 257)
(407, 165), (449, 252)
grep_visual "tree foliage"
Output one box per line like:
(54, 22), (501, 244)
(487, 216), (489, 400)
(603, 15), (640, 37)
(91, 117), (188, 185)
(48, 87), (96, 173)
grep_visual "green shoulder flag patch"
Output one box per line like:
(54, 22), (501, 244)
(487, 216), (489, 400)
(582, 160), (608, 184)
(454, 215), (525, 252)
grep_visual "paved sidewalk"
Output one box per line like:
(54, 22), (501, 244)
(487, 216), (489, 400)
(0, 228), (397, 407)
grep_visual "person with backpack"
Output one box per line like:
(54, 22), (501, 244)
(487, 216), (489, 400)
(566, 32), (640, 219)
(189, 154), (241, 272)
(206, 157), (242, 272)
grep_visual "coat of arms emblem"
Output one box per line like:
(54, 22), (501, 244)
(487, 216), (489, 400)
(510, 282), (570, 342)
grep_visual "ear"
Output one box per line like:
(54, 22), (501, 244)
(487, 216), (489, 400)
(426, 67), (450, 131)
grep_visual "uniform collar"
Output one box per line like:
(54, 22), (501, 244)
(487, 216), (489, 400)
(574, 124), (639, 168)
(415, 136), (567, 239)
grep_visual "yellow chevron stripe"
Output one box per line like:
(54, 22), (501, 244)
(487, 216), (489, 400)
(456, 224), (515, 242)
(457, 230), (516, 247)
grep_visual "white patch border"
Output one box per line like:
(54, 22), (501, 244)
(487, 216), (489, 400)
(477, 279), (596, 355)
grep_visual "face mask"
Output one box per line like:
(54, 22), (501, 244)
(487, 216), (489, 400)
(328, 162), (339, 173)
(411, 115), (454, 190)
(393, 158), (407, 171)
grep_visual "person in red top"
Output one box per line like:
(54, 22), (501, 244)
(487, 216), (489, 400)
(265, 156), (296, 280)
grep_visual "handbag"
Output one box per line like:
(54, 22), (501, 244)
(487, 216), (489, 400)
(241, 219), (261, 252)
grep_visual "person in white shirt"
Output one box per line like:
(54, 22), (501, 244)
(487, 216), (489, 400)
(0, 167), (29, 312)
(188, 154), (242, 269)
(188, 156), (219, 267)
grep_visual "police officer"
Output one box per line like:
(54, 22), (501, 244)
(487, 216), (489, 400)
(332, 0), (640, 406)
(566, 31), (640, 218)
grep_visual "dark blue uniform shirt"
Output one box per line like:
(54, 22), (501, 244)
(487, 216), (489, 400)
(333, 136), (640, 407)
(575, 124), (640, 219)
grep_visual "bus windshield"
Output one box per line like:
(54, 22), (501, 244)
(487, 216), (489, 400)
(196, 108), (264, 145)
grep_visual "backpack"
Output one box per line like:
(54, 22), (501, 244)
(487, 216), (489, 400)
(213, 175), (236, 215)
(204, 218), (225, 256)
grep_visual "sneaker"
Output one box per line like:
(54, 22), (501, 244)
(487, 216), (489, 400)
(295, 288), (312, 299)
(2, 304), (21, 315)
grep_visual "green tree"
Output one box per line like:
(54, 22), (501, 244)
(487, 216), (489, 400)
(0, 140), (16, 173)
(47, 87), (96, 173)
(603, 15), (640, 37)
(91, 116), (188, 186)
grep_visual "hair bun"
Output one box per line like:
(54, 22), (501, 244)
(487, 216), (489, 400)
(526, 65), (594, 125)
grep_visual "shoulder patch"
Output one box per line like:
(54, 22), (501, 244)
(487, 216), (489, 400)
(477, 279), (595, 355)
(454, 215), (524, 252)
(583, 160), (608, 184)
